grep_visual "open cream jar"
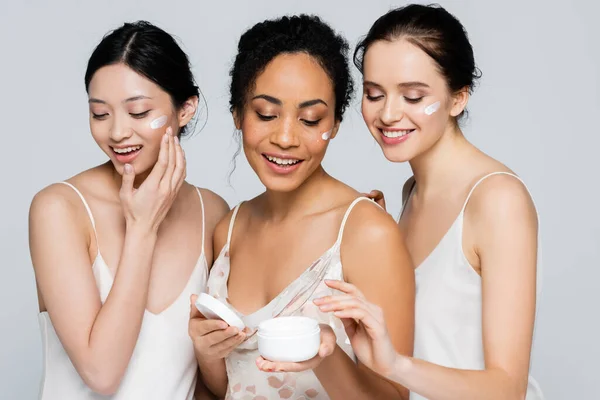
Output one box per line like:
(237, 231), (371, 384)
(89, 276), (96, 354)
(257, 316), (321, 362)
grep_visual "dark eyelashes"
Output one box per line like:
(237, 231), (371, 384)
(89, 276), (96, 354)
(365, 94), (424, 104)
(256, 112), (321, 127)
(91, 110), (152, 120)
(256, 112), (276, 121)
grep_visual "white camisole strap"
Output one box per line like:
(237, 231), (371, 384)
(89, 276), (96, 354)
(226, 203), (244, 245)
(335, 196), (378, 244)
(194, 187), (206, 256)
(460, 171), (523, 214)
(57, 182), (99, 249)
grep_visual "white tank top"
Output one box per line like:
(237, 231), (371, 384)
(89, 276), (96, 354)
(37, 182), (208, 400)
(401, 172), (544, 400)
(205, 197), (377, 400)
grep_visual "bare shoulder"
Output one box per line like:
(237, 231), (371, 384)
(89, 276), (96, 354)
(465, 173), (538, 245)
(341, 198), (404, 252)
(30, 183), (87, 227)
(197, 187), (230, 226)
(467, 173), (537, 222)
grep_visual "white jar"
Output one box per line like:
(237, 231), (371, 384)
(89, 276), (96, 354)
(257, 316), (321, 362)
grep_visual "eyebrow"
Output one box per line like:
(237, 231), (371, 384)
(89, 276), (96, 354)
(88, 95), (152, 104)
(252, 94), (328, 108)
(363, 80), (430, 89)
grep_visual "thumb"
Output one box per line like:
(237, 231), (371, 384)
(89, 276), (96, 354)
(120, 163), (136, 199)
(189, 294), (203, 319)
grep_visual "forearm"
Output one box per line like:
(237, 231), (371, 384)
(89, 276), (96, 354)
(389, 355), (523, 400)
(83, 225), (157, 389)
(197, 357), (228, 398)
(314, 346), (405, 400)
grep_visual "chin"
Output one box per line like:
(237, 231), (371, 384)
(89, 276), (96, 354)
(381, 149), (412, 163)
(260, 175), (305, 193)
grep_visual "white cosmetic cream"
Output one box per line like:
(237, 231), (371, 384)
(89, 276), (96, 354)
(257, 316), (320, 362)
(150, 115), (168, 129)
(423, 101), (440, 116)
(321, 130), (331, 140)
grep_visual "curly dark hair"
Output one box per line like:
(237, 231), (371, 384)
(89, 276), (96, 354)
(229, 14), (354, 122)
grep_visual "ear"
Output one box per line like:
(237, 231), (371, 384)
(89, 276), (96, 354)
(232, 109), (242, 130)
(449, 88), (469, 118)
(327, 120), (342, 140)
(177, 96), (199, 127)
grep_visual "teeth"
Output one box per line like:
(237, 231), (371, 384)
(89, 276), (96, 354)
(382, 129), (412, 138)
(265, 155), (300, 166)
(113, 146), (142, 154)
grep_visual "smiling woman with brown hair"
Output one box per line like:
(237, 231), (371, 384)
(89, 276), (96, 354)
(188, 14), (415, 400)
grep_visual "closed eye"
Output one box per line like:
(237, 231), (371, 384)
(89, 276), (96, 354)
(92, 113), (108, 120)
(366, 94), (384, 101)
(404, 97), (423, 104)
(301, 119), (321, 127)
(257, 112), (276, 121)
(130, 110), (150, 119)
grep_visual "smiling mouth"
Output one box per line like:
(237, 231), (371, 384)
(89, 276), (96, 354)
(263, 154), (304, 167)
(111, 145), (143, 154)
(380, 129), (415, 138)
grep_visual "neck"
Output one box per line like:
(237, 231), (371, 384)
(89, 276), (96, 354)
(262, 166), (333, 221)
(409, 124), (474, 195)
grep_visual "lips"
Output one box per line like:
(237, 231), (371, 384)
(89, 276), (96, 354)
(262, 153), (304, 175)
(378, 128), (415, 145)
(111, 145), (143, 163)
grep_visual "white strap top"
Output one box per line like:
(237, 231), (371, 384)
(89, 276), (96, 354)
(206, 197), (377, 400)
(403, 172), (544, 400)
(37, 182), (208, 400)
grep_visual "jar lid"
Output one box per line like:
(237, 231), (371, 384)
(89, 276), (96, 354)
(258, 316), (320, 337)
(195, 293), (245, 330)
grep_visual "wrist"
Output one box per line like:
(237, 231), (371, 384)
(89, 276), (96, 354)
(125, 222), (159, 240)
(388, 353), (412, 383)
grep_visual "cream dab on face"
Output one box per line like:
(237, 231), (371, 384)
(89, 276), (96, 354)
(423, 101), (440, 116)
(150, 115), (168, 129)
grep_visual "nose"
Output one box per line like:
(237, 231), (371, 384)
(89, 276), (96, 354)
(380, 97), (404, 125)
(269, 117), (300, 149)
(109, 115), (134, 142)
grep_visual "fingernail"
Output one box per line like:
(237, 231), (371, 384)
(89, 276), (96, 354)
(163, 133), (168, 143)
(174, 136), (179, 144)
(124, 164), (132, 173)
(166, 127), (173, 136)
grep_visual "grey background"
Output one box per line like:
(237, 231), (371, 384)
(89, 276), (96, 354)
(1, 0), (598, 398)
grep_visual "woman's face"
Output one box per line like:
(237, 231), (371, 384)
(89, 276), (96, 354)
(87, 63), (195, 176)
(237, 52), (339, 193)
(361, 39), (466, 163)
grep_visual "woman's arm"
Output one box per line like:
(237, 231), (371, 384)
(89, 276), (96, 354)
(313, 201), (415, 400)
(319, 177), (539, 400)
(257, 201), (415, 399)
(30, 132), (185, 395)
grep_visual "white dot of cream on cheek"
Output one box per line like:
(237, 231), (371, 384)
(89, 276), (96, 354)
(321, 130), (331, 140)
(149, 115), (168, 129)
(423, 101), (441, 116)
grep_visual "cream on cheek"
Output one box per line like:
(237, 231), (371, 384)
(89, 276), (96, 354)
(149, 115), (168, 129)
(423, 101), (441, 116)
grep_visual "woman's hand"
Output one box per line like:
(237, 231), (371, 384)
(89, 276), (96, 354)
(189, 295), (246, 362)
(362, 189), (386, 210)
(255, 324), (337, 373)
(313, 280), (398, 377)
(120, 127), (186, 233)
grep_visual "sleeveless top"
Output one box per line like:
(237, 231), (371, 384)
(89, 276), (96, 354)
(37, 182), (208, 400)
(400, 172), (544, 400)
(206, 197), (378, 400)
